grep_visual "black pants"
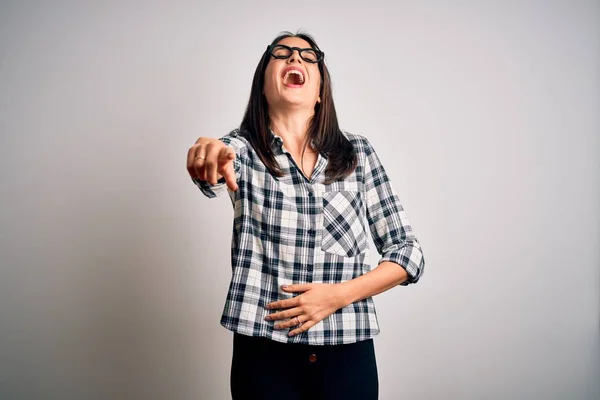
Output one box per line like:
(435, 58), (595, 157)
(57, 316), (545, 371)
(230, 333), (379, 400)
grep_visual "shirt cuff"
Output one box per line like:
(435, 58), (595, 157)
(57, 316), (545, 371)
(379, 241), (425, 286)
(192, 177), (228, 198)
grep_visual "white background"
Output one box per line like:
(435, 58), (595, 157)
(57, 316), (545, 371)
(1, 1), (598, 399)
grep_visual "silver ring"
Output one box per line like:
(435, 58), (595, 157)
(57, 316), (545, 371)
(195, 155), (206, 161)
(296, 317), (303, 327)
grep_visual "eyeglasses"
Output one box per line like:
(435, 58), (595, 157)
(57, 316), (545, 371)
(267, 44), (324, 64)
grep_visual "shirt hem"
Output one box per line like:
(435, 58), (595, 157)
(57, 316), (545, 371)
(220, 320), (380, 346)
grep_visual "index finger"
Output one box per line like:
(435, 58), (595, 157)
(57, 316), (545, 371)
(266, 297), (298, 310)
(218, 147), (238, 191)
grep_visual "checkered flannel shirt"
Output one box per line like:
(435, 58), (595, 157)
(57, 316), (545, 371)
(194, 129), (424, 345)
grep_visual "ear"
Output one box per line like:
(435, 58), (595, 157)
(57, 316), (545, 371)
(317, 96), (321, 104)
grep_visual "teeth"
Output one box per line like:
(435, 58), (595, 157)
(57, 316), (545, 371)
(283, 69), (304, 84)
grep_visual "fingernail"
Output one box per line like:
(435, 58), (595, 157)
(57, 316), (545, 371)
(282, 285), (288, 289)
(264, 316), (270, 321)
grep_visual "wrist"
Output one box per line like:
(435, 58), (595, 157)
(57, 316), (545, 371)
(336, 281), (357, 308)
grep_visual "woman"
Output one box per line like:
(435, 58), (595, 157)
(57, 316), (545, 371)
(186, 32), (424, 400)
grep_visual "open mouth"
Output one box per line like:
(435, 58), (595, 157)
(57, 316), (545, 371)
(283, 68), (305, 86)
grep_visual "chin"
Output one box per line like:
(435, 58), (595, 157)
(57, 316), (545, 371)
(279, 95), (309, 107)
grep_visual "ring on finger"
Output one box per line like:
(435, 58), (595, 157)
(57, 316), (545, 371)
(195, 155), (206, 161)
(296, 316), (303, 327)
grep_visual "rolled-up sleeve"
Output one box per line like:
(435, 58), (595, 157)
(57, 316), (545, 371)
(193, 130), (247, 198)
(362, 138), (425, 285)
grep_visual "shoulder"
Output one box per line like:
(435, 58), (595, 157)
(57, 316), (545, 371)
(341, 131), (375, 156)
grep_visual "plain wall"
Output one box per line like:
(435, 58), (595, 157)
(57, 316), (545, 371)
(0, 1), (598, 399)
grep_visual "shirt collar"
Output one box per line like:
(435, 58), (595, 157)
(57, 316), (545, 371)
(269, 129), (284, 149)
(269, 129), (318, 152)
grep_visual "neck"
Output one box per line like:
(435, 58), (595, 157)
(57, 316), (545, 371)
(268, 107), (315, 153)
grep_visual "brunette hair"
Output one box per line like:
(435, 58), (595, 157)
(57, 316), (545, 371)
(239, 31), (357, 184)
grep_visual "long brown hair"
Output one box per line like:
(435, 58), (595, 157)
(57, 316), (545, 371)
(240, 31), (357, 184)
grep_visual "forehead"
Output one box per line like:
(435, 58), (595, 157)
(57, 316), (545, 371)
(275, 36), (313, 49)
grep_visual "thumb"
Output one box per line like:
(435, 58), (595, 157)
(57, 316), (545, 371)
(218, 147), (236, 163)
(282, 284), (312, 292)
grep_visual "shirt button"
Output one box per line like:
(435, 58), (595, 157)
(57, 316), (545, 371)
(309, 353), (317, 363)
(308, 191), (313, 197)
(307, 228), (315, 235)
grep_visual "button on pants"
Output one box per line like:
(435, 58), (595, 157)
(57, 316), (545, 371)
(230, 333), (379, 400)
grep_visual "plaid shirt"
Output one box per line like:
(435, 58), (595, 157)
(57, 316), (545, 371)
(194, 129), (424, 345)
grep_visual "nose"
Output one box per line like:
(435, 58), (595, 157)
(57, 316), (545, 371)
(287, 49), (303, 64)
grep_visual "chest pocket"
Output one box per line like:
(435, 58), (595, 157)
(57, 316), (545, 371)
(321, 191), (368, 257)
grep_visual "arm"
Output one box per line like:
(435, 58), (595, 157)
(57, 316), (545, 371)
(339, 137), (425, 303)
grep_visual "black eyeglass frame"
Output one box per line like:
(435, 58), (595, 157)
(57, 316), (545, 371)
(267, 44), (324, 64)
